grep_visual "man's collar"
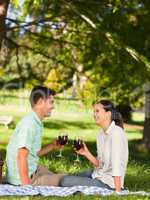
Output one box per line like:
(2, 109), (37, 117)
(31, 110), (42, 126)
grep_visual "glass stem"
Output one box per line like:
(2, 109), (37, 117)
(59, 149), (62, 157)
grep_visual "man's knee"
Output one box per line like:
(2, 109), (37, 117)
(32, 174), (66, 186)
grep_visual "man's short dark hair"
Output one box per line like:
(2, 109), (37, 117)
(29, 86), (56, 107)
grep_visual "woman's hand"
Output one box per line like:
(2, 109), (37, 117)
(76, 143), (100, 167)
(75, 143), (89, 156)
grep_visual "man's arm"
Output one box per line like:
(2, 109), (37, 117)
(17, 148), (31, 185)
(37, 143), (55, 157)
(37, 139), (62, 157)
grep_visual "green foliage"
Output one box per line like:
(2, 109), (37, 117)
(25, 79), (40, 89)
(4, 0), (150, 109)
(11, 0), (20, 9)
(44, 68), (64, 92)
(76, 78), (96, 106)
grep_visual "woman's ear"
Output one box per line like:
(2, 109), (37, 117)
(106, 111), (112, 120)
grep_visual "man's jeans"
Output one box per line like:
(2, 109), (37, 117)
(59, 170), (112, 189)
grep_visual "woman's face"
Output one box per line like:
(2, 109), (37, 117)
(93, 103), (110, 126)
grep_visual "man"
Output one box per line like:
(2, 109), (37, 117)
(6, 86), (65, 186)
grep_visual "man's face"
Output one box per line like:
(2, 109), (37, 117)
(40, 95), (54, 117)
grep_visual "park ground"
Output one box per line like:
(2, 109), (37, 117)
(0, 90), (150, 200)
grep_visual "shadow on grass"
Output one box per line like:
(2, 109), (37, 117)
(0, 149), (6, 160)
(129, 139), (150, 164)
(125, 173), (150, 191)
(44, 120), (96, 130)
(126, 120), (144, 126)
(127, 130), (143, 134)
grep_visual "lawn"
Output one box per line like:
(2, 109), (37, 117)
(0, 90), (150, 200)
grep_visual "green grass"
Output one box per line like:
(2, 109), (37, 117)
(1, 195), (150, 200)
(0, 91), (150, 200)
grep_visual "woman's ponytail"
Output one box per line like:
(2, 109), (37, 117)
(111, 109), (124, 129)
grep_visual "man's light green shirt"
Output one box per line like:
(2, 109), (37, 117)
(6, 111), (43, 185)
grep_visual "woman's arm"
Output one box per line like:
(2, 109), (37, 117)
(76, 143), (101, 167)
(111, 130), (126, 192)
(84, 150), (100, 167)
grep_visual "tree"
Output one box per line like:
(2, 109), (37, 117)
(1, 0), (150, 148)
(143, 83), (150, 149)
(0, 0), (10, 66)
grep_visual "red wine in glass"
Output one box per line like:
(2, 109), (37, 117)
(73, 139), (84, 161)
(73, 139), (84, 150)
(58, 135), (68, 145)
(64, 135), (68, 144)
(57, 135), (68, 157)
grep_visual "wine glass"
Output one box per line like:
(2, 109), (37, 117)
(57, 134), (68, 157)
(73, 138), (84, 162)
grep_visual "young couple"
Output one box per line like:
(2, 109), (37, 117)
(6, 86), (128, 192)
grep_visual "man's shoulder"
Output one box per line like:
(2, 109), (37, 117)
(17, 113), (35, 128)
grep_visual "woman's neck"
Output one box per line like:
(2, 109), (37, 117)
(100, 119), (112, 132)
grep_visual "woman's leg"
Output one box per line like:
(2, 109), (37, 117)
(75, 170), (93, 178)
(59, 175), (112, 189)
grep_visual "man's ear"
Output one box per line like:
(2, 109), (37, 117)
(36, 97), (44, 106)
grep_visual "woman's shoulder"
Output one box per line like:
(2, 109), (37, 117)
(111, 124), (127, 137)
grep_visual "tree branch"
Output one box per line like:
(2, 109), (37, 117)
(5, 36), (56, 59)
(22, 28), (85, 50)
(62, 0), (97, 29)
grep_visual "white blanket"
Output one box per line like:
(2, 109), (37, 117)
(0, 185), (149, 197)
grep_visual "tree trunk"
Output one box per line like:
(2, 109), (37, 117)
(72, 72), (77, 98)
(143, 82), (150, 149)
(0, 0), (10, 66)
(0, 159), (4, 184)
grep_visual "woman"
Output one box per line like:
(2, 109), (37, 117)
(59, 100), (128, 192)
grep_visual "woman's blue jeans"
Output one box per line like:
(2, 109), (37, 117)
(59, 170), (112, 189)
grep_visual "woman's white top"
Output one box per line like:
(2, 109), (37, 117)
(92, 121), (128, 189)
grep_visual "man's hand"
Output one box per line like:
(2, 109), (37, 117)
(52, 138), (65, 150)
(37, 139), (65, 157)
(21, 177), (31, 185)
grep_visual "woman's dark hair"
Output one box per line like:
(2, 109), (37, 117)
(93, 99), (124, 129)
(29, 86), (56, 107)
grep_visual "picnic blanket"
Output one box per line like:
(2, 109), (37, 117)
(0, 185), (150, 197)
